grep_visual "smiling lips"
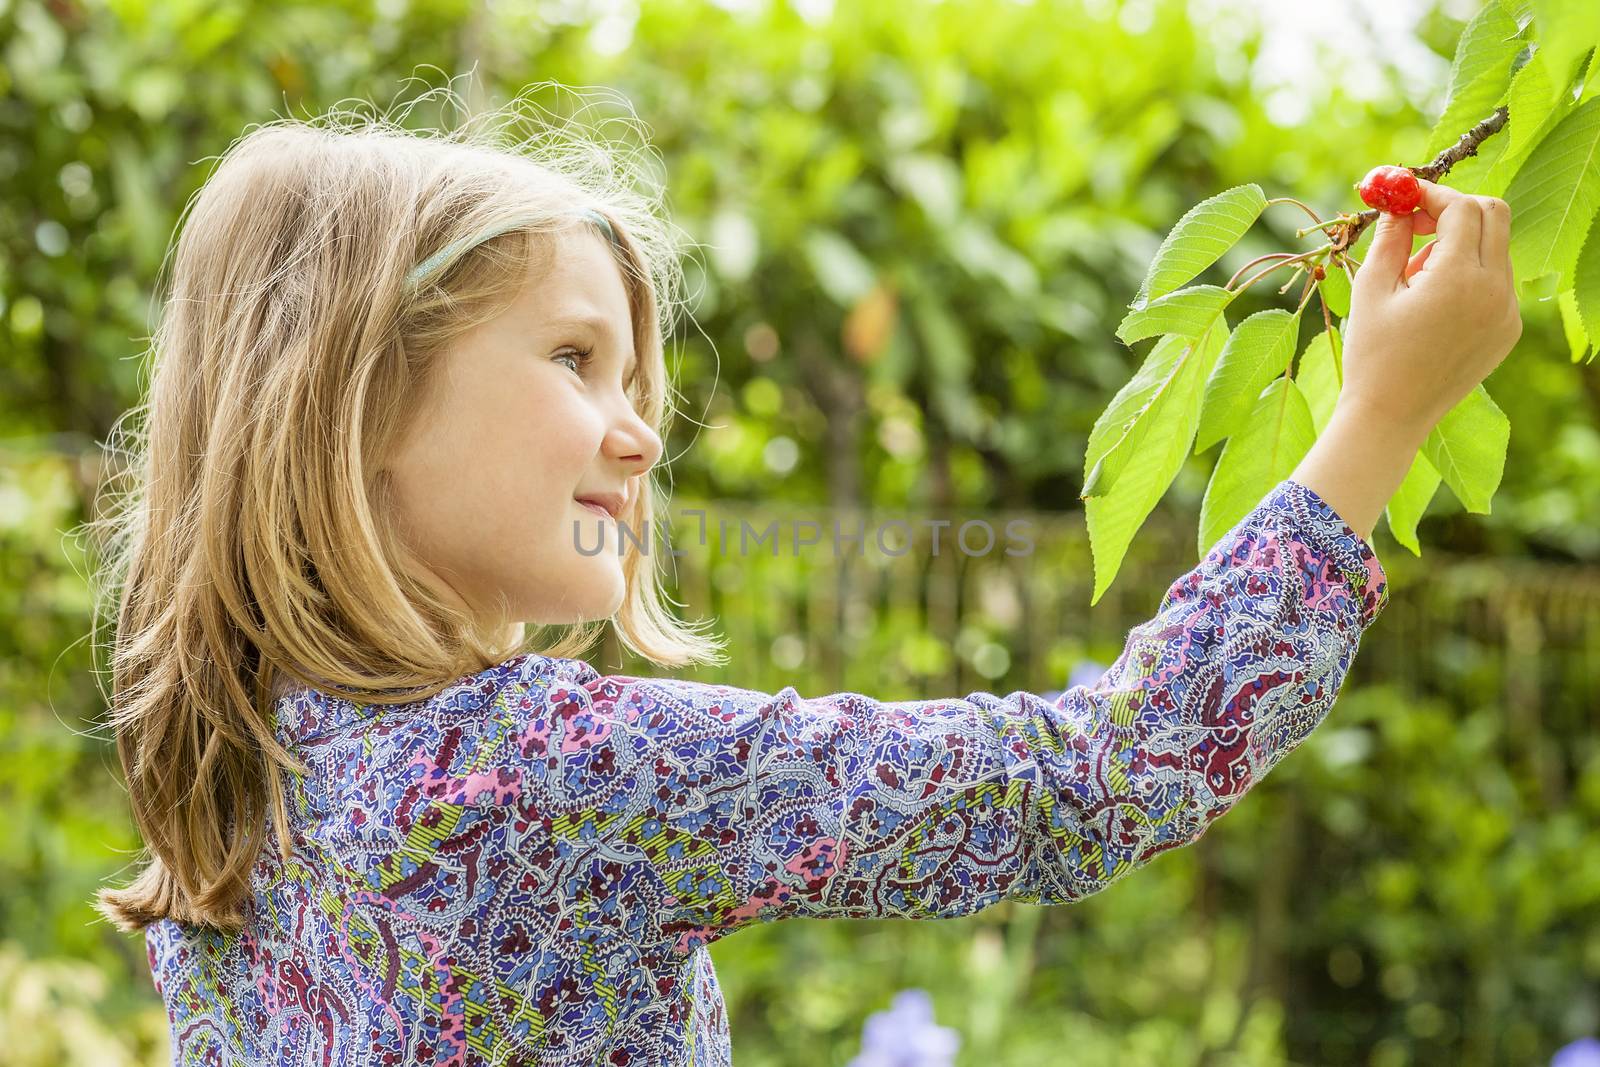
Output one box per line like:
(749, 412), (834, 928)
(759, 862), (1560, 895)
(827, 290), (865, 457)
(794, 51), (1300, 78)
(574, 492), (625, 520)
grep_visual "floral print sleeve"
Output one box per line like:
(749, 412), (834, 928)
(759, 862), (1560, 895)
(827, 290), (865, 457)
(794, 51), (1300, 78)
(514, 478), (1387, 955)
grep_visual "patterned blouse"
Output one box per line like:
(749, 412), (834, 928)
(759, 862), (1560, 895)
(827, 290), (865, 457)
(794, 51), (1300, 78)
(144, 480), (1387, 1066)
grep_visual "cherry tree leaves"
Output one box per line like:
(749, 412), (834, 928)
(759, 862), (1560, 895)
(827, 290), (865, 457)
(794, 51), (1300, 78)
(1082, 0), (1595, 600)
(1132, 184), (1267, 306)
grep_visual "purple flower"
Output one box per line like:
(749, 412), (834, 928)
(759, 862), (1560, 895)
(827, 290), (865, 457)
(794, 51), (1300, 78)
(1041, 659), (1109, 704)
(1553, 1038), (1600, 1067)
(847, 988), (960, 1067)
(1068, 659), (1108, 689)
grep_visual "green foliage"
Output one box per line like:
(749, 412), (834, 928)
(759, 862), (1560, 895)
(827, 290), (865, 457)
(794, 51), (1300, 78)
(1085, 0), (1600, 596)
(1571, 211), (1600, 349)
(1082, 326), (1225, 604)
(1195, 308), (1302, 453)
(1112, 283), (1234, 346)
(1505, 95), (1600, 287)
(1132, 183), (1266, 306)
(1386, 454), (1445, 554)
(1294, 326), (1342, 433)
(1507, 53), (1558, 158)
(1197, 377), (1317, 556)
(1422, 384), (1513, 515)
(1558, 288), (1589, 358)
(1529, 0), (1600, 106)
(1319, 259), (1352, 318)
(1423, 0), (1522, 160)
(0, 944), (167, 1067)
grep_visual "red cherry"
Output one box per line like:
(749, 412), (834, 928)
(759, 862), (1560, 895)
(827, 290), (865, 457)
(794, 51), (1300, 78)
(1357, 165), (1422, 215)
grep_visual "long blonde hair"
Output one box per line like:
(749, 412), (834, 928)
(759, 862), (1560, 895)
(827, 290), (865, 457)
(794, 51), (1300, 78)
(88, 86), (724, 934)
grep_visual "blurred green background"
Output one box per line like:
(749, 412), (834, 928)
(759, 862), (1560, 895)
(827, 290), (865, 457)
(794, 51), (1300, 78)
(3, 0), (1598, 1064)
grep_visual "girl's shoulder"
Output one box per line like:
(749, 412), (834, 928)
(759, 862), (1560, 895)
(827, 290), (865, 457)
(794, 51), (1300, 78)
(271, 651), (600, 746)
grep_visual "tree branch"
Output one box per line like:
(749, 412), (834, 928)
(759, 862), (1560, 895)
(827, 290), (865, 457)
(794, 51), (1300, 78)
(1329, 105), (1511, 253)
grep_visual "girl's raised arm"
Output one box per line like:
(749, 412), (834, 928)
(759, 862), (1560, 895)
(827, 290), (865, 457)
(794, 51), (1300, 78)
(504, 477), (1383, 956)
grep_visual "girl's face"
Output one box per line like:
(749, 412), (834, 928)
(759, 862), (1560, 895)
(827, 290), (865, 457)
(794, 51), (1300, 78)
(383, 226), (663, 634)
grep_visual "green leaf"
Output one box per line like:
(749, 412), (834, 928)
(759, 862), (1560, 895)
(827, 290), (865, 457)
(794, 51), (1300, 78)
(1505, 95), (1600, 288)
(1083, 320), (1227, 498)
(1519, 270), (1563, 301)
(1133, 184), (1267, 307)
(1508, 51), (1557, 156)
(1319, 261), (1351, 319)
(1475, 61), (1587, 196)
(1529, 2), (1600, 107)
(1115, 284), (1233, 346)
(1558, 287), (1591, 362)
(1195, 308), (1301, 452)
(1497, 0), (1535, 33)
(1422, 385), (1511, 514)
(1451, 122), (1518, 197)
(1084, 325), (1227, 604)
(1385, 453), (1443, 556)
(1573, 212), (1600, 342)
(1465, 52), (1574, 196)
(1427, 64), (1518, 163)
(1446, 2), (1524, 106)
(1425, 1), (1522, 159)
(1295, 326), (1343, 434)
(1197, 377), (1317, 557)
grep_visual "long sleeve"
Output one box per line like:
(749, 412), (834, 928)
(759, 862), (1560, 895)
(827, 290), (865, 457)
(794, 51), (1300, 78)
(501, 479), (1387, 957)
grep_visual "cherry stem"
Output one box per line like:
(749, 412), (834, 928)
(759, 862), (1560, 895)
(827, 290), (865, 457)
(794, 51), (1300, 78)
(1266, 197), (1326, 227)
(1229, 244), (1332, 296)
(1295, 273), (1318, 315)
(1226, 252), (1298, 290)
(1295, 214), (1358, 239)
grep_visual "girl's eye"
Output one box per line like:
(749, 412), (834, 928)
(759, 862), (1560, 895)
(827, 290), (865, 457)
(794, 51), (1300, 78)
(554, 346), (594, 376)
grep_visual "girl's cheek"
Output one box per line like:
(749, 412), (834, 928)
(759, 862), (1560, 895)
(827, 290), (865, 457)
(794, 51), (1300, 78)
(560, 398), (610, 455)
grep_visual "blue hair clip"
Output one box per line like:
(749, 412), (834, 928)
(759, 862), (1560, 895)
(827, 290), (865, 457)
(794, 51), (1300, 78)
(406, 208), (618, 288)
(581, 207), (617, 245)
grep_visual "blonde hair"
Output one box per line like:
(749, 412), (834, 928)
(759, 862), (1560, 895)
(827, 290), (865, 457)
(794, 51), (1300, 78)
(88, 85), (724, 934)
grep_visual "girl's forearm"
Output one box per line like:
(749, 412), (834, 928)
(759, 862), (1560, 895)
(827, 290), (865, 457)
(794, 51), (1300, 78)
(1290, 399), (1430, 542)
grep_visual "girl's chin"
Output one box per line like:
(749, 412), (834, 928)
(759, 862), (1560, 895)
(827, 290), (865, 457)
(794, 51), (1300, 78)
(571, 561), (627, 615)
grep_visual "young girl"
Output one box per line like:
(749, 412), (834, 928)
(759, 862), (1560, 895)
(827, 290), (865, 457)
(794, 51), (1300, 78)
(93, 99), (1519, 1066)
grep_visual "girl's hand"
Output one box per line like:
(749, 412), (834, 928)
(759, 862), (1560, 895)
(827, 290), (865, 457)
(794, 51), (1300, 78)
(1338, 177), (1522, 438)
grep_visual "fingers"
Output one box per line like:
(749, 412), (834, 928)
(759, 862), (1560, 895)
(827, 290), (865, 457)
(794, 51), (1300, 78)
(1415, 177), (1484, 267)
(1409, 211), (1437, 236)
(1477, 195), (1512, 274)
(1359, 209), (1416, 291)
(1403, 239), (1436, 284)
(1415, 177), (1470, 219)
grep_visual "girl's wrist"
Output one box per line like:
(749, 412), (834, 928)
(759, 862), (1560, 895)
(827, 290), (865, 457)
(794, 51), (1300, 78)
(1292, 402), (1429, 542)
(1326, 397), (1432, 456)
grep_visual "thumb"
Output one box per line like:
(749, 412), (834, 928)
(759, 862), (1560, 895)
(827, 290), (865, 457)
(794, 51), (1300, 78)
(1359, 210), (1415, 291)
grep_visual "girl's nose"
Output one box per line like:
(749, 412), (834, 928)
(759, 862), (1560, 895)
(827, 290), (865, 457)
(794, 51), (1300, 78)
(610, 406), (663, 477)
